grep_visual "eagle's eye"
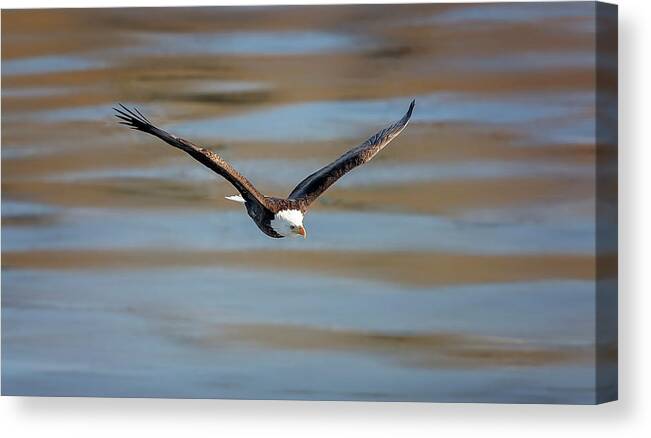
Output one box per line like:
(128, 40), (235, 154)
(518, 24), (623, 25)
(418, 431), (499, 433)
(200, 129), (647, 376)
(290, 225), (296, 230)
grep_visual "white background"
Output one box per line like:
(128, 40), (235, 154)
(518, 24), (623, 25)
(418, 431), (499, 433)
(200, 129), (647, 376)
(0, 0), (648, 437)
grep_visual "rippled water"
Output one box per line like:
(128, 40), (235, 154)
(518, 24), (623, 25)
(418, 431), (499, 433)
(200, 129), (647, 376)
(127, 31), (374, 56)
(2, 55), (106, 76)
(170, 91), (596, 144)
(1, 3), (615, 403)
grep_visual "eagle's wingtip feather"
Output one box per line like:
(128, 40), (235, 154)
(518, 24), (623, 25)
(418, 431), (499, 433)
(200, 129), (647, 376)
(405, 99), (415, 121)
(113, 104), (153, 131)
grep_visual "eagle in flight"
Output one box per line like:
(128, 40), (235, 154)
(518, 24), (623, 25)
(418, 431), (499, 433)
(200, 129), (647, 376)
(114, 100), (415, 239)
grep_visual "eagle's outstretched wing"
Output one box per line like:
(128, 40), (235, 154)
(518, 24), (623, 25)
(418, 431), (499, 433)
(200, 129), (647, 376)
(114, 105), (270, 210)
(288, 100), (415, 208)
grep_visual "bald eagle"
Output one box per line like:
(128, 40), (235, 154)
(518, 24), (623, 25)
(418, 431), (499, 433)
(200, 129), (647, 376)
(114, 100), (415, 239)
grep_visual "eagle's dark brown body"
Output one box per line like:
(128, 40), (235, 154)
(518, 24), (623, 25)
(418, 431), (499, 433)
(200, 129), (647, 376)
(114, 100), (415, 238)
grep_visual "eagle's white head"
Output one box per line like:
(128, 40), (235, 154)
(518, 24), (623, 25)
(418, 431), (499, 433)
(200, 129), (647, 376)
(271, 209), (306, 238)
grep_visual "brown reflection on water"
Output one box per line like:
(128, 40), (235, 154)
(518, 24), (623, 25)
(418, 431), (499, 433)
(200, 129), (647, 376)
(3, 249), (604, 287)
(218, 324), (594, 369)
(2, 4), (611, 403)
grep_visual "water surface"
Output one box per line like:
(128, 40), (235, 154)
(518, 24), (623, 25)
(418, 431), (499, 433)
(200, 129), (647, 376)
(1, 3), (608, 403)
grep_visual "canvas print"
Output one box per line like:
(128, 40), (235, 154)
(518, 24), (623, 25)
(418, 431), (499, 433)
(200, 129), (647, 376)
(1, 2), (617, 404)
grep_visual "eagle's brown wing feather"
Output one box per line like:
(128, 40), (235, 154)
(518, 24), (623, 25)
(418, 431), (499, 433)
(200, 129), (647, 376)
(287, 100), (415, 209)
(114, 105), (271, 210)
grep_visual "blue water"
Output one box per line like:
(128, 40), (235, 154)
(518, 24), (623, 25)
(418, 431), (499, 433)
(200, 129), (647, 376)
(128, 31), (374, 56)
(13, 90), (595, 148)
(1, 268), (597, 402)
(2, 268), (596, 339)
(431, 2), (594, 26)
(2, 55), (105, 76)
(448, 51), (596, 72)
(47, 160), (593, 187)
(25, 101), (159, 124)
(1, 145), (62, 160)
(1, 85), (79, 98)
(170, 92), (595, 146)
(1, 201), (597, 255)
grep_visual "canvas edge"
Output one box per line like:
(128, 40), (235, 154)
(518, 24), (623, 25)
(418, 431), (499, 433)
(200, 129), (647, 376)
(594, 0), (618, 405)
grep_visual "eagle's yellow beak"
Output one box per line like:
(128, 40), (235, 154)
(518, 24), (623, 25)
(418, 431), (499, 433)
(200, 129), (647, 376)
(296, 225), (306, 238)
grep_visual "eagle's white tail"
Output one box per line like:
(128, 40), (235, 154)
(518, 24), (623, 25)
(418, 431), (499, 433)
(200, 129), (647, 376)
(225, 195), (245, 203)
